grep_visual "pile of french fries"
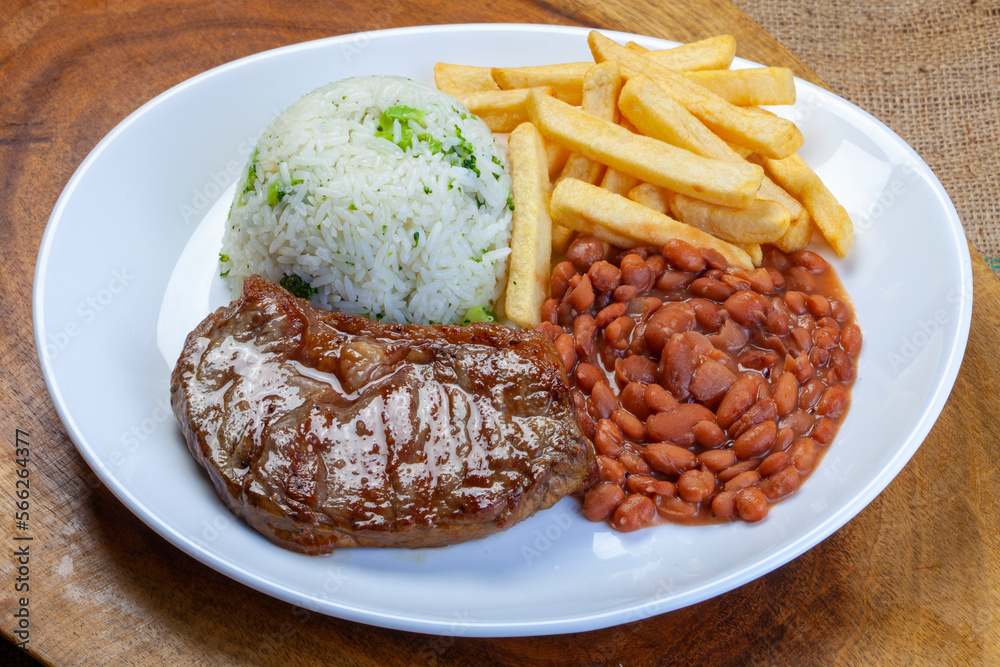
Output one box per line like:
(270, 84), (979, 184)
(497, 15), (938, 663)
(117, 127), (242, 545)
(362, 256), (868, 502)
(434, 31), (853, 328)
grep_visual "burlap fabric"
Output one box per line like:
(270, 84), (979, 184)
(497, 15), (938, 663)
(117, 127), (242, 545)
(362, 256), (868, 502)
(733, 0), (1000, 273)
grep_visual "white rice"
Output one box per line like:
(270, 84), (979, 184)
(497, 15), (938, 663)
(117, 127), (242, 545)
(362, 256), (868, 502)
(220, 76), (513, 325)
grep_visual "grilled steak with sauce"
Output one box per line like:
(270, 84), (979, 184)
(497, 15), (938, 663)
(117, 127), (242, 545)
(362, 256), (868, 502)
(170, 275), (595, 554)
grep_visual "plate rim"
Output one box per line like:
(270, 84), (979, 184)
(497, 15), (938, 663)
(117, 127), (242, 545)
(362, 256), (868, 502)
(32, 22), (974, 637)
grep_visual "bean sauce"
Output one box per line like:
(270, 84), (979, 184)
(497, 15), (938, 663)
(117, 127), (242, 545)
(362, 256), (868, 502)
(538, 238), (862, 529)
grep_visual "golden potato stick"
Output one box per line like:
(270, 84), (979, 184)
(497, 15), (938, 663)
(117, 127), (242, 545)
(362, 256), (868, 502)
(626, 35), (737, 71)
(434, 63), (500, 97)
(557, 61), (621, 186)
(492, 62), (591, 106)
(544, 139), (571, 179)
(550, 178), (754, 270)
(774, 207), (813, 254)
(590, 31), (803, 159)
(619, 75), (805, 219)
(601, 168), (641, 196)
(527, 90), (763, 209)
(627, 183), (670, 214)
(752, 152), (852, 256)
(459, 87), (555, 133)
(667, 192), (791, 243)
(737, 242), (763, 266)
(683, 68), (796, 106)
(505, 123), (553, 327)
(551, 225), (576, 255)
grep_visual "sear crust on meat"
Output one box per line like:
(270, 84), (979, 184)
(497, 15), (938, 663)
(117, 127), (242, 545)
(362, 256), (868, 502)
(170, 275), (595, 554)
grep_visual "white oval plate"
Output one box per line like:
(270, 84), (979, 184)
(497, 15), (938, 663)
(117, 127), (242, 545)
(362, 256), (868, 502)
(34, 24), (971, 637)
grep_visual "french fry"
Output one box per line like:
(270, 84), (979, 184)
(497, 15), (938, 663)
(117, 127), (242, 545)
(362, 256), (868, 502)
(619, 75), (806, 221)
(589, 31), (803, 159)
(492, 62), (591, 106)
(737, 242), (763, 266)
(527, 90), (763, 209)
(557, 61), (621, 186)
(504, 123), (553, 327)
(458, 87), (555, 133)
(683, 68), (796, 107)
(544, 139), (571, 179)
(626, 34), (737, 71)
(667, 193), (791, 243)
(627, 183), (671, 214)
(774, 207), (813, 253)
(601, 168), (641, 196)
(434, 63), (500, 97)
(550, 178), (754, 270)
(752, 152), (852, 256)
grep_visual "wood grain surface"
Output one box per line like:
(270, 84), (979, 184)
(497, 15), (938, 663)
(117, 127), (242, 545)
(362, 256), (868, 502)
(2, 1), (998, 665)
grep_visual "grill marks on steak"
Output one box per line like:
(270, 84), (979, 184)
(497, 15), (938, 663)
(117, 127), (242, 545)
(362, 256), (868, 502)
(170, 275), (595, 554)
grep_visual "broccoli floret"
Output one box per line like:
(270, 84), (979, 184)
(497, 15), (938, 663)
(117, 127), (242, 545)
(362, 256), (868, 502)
(279, 274), (317, 299)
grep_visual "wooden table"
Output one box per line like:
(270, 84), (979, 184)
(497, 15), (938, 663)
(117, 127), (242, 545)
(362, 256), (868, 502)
(3, 1), (998, 664)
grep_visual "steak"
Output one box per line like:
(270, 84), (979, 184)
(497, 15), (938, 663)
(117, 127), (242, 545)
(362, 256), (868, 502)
(170, 275), (595, 554)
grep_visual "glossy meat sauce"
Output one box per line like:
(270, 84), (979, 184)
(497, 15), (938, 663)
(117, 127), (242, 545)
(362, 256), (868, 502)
(170, 275), (595, 554)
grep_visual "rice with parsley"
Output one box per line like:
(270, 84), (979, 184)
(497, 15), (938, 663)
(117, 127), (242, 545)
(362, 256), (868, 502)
(220, 75), (513, 325)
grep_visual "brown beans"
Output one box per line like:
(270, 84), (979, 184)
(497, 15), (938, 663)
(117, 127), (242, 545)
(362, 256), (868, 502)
(589, 381), (619, 421)
(612, 408), (645, 441)
(724, 291), (769, 326)
(698, 448), (737, 472)
(689, 359), (737, 403)
(575, 362), (603, 393)
(643, 442), (698, 476)
(595, 301), (626, 328)
(556, 234), (859, 531)
(619, 253), (652, 290)
(735, 487), (769, 521)
(569, 274), (595, 311)
(596, 455), (626, 486)
(574, 313), (596, 360)
(583, 483), (625, 521)
(554, 334), (576, 374)
(567, 235), (605, 272)
(724, 469), (761, 493)
(646, 404), (714, 447)
(644, 383), (678, 413)
(626, 474), (676, 497)
(605, 315), (636, 351)
(758, 451), (790, 477)
(587, 260), (621, 293)
(593, 419), (625, 457)
(662, 239), (707, 272)
(550, 261), (577, 300)
(610, 494), (657, 531)
(677, 469), (717, 503)
(790, 249), (828, 273)
(711, 491), (736, 518)
(732, 420), (777, 460)
(691, 277), (735, 302)
(716, 375), (757, 429)
(759, 465), (801, 500)
(657, 270), (696, 292)
(773, 372), (799, 417)
(655, 495), (698, 519)
(789, 437), (819, 473)
(811, 417), (835, 445)
(816, 385), (848, 419)
(840, 323), (863, 355)
(692, 419), (726, 448)
(620, 382), (650, 420)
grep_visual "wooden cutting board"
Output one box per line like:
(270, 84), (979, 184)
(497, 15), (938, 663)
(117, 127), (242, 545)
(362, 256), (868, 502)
(2, 0), (998, 664)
